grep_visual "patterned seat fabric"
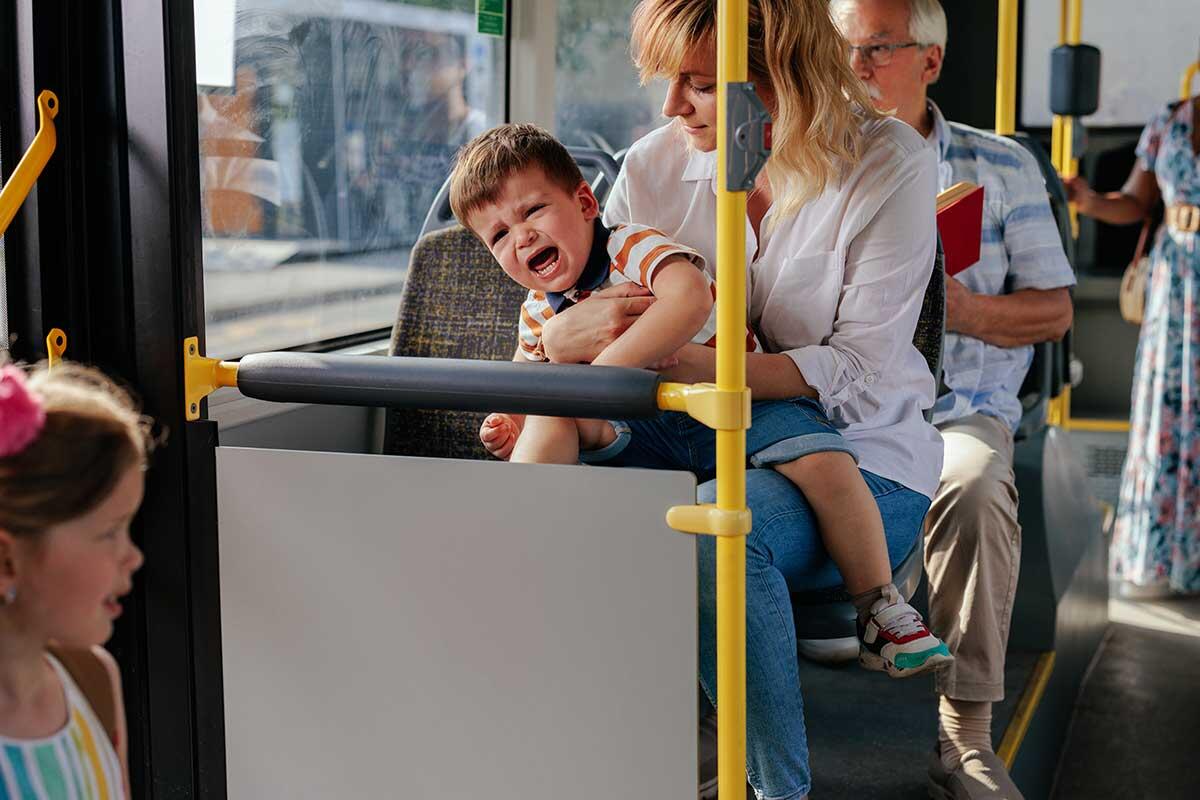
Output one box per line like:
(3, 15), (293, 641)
(383, 225), (529, 460)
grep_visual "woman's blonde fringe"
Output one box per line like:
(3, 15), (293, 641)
(632, 0), (882, 221)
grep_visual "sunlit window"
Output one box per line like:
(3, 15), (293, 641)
(554, 1), (666, 153)
(1022, 0), (1197, 128)
(195, 0), (505, 358)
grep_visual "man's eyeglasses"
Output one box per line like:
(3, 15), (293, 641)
(847, 41), (923, 68)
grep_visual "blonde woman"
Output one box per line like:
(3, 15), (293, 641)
(534, 1), (943, 796)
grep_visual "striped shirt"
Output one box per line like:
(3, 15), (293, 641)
(926, 101), (1076, 431)
(0, 656), (124, 800)
(518, 220), (760, 360)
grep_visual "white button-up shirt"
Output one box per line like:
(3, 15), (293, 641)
(604, 119), (944, 498)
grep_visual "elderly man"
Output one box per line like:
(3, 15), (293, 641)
(831, 1), (1075, 798)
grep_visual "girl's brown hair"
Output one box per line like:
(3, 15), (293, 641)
(0, 362), (155, 536)
(631, 0), (883, 219)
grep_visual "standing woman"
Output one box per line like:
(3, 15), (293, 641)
(1067, 94), (1200, 598)
(535, 1), (942, 796)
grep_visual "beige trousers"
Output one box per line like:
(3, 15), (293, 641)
(924, 413), (1021, 702)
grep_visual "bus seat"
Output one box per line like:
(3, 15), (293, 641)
(1007, 132), (1076, 441)
(790, 238), (945, 642)
(383, 226), (529, 459)
(417, 147), (621, 241)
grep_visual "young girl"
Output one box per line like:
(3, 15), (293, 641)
(0, 362), (152, 799)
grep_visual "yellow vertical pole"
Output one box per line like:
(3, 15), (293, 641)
(1048, 0), (1082, 428)
(1050, 0), (1069, 173)
(716, 1), (748, 796)
(995, 0), (1018, 136)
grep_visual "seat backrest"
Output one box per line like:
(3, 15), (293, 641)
(1007, 132), (1076, 439)
(383, 226), (529, 459)
(914, 238), (946, 423)
(418, 147), (621, 241)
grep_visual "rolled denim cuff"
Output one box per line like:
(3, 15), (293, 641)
(749, 433), (858, 468)
(579, 421), (632, 464)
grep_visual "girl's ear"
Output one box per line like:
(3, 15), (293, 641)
(576, 180), (600, 221)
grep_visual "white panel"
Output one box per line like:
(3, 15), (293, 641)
(217, 446), (697, 799)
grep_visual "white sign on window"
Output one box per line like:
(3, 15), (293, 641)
(195, 0), (237, 88)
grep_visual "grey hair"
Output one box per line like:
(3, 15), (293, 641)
(831, 0), (948, 53)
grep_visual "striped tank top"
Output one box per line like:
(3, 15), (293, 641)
(0, 655), (124, 800)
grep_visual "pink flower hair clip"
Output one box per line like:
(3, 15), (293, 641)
(0, 365), (46, 458)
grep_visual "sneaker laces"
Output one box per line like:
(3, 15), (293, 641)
(875, 603), (928, 639)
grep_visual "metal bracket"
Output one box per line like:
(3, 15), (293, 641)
(666, 503), (752, 537)
(657, 382), (751, 431)
(725, 82), (772, 192)
(183, 337), (239, 421)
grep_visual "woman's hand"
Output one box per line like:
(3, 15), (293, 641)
(1063, 175), (1098, 216)
(540, 284), (657, 363)
(479, 413), (520, 460)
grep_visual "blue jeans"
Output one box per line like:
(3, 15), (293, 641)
(588, 400), (931, 799)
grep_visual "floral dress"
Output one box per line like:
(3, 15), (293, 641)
(1112, 98), (1200, 593)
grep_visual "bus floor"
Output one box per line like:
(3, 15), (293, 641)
(775, 592), (1199, 799)
(795, 648), (1037, 799)
(1051, 591), (1200, 800)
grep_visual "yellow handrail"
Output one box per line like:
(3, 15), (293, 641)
(1182, 61), (1199, 102)
(714, 2), (750, 796)
(0, 91), (59, 238)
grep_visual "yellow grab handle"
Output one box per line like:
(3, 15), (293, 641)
(46, 328), (67, 370)
(0, 91), (60, 238)
(1182, 61), (1199, 102)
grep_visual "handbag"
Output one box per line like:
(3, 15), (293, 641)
(1119, 219), (1152, 325)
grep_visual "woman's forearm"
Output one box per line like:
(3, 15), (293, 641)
(1082, 191), (1151, 226)
(667, 345), (817, 400)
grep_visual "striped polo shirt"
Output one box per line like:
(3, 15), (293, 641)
(927, 101), (1075, 431)
(0, 655), (123, 800)
(518, 219), (760, 360)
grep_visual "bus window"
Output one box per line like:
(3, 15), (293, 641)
(1022, 0), (1195, 128)
(554, 0), (667, 152)
(195, 1), (505, 358)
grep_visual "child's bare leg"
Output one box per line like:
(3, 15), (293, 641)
(510, 416), (583, 464)
(772, 451), (890, 595)
(510, 417), (615, 464)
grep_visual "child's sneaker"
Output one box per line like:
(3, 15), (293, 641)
(858, 595), (954, 678)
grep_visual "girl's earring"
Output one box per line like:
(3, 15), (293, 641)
(1, 586), (15, 606)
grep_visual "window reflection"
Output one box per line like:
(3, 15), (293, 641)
(197, 2), (504, 358)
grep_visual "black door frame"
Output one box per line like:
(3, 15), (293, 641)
(4, 2), (224, 797)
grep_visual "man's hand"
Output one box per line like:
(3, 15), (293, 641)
(540, 283), (656, 363)
(944, 276), (976, 335)
(480, 413), (520, 460)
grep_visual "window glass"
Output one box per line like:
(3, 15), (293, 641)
(1022, 0), (1198, 128)
(196, 0), (505, 358)
(555, 1), (667, 153)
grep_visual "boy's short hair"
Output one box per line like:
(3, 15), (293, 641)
(449, 123), (585, 229)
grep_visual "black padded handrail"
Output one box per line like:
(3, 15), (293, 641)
(236, 353), (664, 419)
(418, 147), (621, 240)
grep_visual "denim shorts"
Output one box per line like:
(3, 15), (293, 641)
(581, 397), (856, 481)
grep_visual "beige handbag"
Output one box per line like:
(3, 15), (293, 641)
(1119, 219), (1152, 325)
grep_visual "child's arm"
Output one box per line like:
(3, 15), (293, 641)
(591, 257), (713, 368)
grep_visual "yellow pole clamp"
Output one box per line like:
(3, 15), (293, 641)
(657, 382), (751, 431)
(183, 337), (239, 421)
(46, 328), (67, 370)
(0, 91), (59, 238)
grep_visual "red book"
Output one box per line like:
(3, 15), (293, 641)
(936, 182), (984, 276)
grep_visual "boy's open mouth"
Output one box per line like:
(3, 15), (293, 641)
(528, 246), (560, 278)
